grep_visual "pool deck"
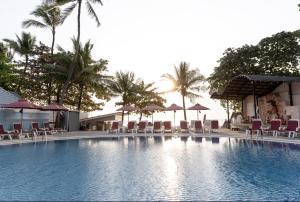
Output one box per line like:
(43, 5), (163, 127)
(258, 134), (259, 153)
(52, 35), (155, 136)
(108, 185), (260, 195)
(1, 128), (300, 146)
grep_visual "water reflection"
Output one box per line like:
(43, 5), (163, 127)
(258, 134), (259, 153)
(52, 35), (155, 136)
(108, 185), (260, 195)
(212, 137), (219, 144)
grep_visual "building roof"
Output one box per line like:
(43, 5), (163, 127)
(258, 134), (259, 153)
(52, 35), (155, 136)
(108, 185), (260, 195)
(80, 112), (122, 122)
(211, 74), (300, 100)
(0, 87), (21, 106)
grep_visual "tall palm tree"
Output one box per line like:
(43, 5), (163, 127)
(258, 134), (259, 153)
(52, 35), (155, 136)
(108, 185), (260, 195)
(72, 40), (111, 110)
(4, 32), (36, 92)
(161, 61), (206, 121)
(109, 71), (139, 123)
(23, 3), (64, 56)
(48, 0), (103, 104)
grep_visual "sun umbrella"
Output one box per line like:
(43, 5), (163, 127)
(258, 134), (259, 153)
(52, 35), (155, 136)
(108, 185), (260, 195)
(165, 103), (183, 126)
(116, 105), (139, 122)
(142, 104), (163, 123)
(41, 103), (68, 127)
(1, 99), (41, 127)
(188, 103), (209, 120)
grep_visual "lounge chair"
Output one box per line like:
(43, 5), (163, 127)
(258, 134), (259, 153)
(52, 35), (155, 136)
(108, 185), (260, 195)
(207, 120), (219, 133)
(107, 121), (121, 133)
(152, 121), (162, 133)
(192, 120), (204, 133)
(262, 119), (281, 137)
(127, 121), (137, 133)
(277, 119), (299, 138)
(163, 121), (173, 133)
(245, 119), (262, 139)
(32, 122), (48, 137)
(44, 122), (67, 135)
(0, 124), (16, 140)
(13, 123), (30, 138)
(179, 121), (189, 133)
(137, 121), (147, 133)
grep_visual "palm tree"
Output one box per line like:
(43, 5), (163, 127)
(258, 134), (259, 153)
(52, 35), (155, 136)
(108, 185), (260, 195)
(4, 32), (36, 92)
(109, 71), (139, 123)
(161, 61), (206, 121)
(23, 3), (64, 56)
(48, 0), (103, 104)
(134, 81), (165, 121)
(49, 0), (103, 45)
(72, 40), (112, 110)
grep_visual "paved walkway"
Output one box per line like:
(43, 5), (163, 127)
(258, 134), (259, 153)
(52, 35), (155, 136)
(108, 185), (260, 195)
(0, 129), (300, 146)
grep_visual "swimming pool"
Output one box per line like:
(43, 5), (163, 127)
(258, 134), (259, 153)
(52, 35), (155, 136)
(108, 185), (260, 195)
(0, 137), (300, 201)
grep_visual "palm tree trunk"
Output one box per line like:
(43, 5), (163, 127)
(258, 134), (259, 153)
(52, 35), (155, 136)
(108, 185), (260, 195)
(139, 112), (143, 121)
(121, 110), (124, 124)
(77, 0), (82, 44)
(77, 84), (84, 111)
(51, 28), (55, 56)
(182, 95), (187, 121)
(17, 54), (29, 92)
(59, 0), (82, 104)
(47, 28), (56, 104)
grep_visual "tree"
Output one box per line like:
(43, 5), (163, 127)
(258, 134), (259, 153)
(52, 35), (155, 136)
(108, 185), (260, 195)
(161, 61), (206, 121)
(48, 0), (104, 104)
(0, 43), (15, 91)
(109, 71), (140, 123)
(71, 40), (112, 110)
(134, 81), (165, 121)
(4, 32), (36, 92)
(23, 3), (63, 56)
(208, 31), (300, 117)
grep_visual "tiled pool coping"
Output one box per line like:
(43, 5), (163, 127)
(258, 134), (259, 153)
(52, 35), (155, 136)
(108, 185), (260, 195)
(0, 129), (300, 146)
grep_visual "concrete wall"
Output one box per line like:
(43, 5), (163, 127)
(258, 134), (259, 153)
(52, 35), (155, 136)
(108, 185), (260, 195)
(0, 109), (49, 130)
(243, 82), (300, 123)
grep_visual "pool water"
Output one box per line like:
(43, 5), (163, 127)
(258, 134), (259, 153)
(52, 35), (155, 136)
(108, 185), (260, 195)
(0, 137), (300, 201)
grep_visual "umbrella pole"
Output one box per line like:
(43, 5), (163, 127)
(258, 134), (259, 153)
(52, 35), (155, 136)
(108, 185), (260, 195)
(197, 110), (199, 120)
(20, 109), (23, 128)
(174, 110), (176, 126)
(152, 111), (154, 123)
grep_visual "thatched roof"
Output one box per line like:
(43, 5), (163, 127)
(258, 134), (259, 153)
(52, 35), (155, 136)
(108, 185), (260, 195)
(211, 75), (300, 100)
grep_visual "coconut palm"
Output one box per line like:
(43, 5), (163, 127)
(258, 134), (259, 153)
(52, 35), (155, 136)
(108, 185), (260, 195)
(4, 32), (36, 92)
(47, 0), (103, 104)
(71, 40), (112, 110)
(109, 71), (140, 123)
(49, 0), (103, 44)
(22, 3), (64, 56)
(161, 61), (206, 121)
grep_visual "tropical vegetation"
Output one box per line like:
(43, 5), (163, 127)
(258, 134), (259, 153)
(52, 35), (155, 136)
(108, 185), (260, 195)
(161, 62), (206, 121)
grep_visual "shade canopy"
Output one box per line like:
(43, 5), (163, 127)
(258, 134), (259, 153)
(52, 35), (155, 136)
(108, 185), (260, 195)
(142, 104), (163, 111)
(210, 74), (300, 100)
(188, 103), (209, 110)
(1, 99), (41, 109)
(165, 103), (183, 111)
(116, 105), (139, 112)
(42, 103), (68, 111)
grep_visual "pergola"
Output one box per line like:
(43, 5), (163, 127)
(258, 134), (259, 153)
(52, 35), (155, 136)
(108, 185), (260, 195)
(211, 75), (300, 118)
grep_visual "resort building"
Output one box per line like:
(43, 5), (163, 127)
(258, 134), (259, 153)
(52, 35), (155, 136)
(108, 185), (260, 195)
(211, 75), (300, 124)
(80, 112), (122, 131)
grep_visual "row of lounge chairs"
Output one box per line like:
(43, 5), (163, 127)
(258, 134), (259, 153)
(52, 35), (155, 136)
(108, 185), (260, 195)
(0, 122), (65, 140)
(108, 120), (219, 134)
(246, 119), (300, 139)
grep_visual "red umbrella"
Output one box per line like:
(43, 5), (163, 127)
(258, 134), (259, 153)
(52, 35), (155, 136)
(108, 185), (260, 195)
(142, 104), (163, 123)
(116, 105), (139, 122)
(42, 103), (68, 111)
(1, 99), (41, 126)
(165, 103), (183, 126)
(188, 103), (210, 120)
(41, 103), (69, 125)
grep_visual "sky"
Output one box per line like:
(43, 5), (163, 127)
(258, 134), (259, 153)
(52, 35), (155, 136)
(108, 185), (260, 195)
(1, 0), (300, 125)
